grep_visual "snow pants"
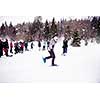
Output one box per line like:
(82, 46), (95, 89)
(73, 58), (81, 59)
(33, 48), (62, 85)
(45, 49), (55, 65)
(63, 47), (67, 54)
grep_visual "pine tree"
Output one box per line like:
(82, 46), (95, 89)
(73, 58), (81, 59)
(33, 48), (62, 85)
(65, 26), (71, 40)
(95, 17), (100, 43)
(97, 17), (100, 37)
(50, 17), (57, 37)
(9, 22), (14, 34)
(4, 21), (9, 35)
(57, 21), (63, 37)
(9, 22), (13, 28)
(91, 17), (98, 29)
(29, 23), (35, 35)
(29, 16), (43, 40)
(0, 23), (5, 36)
(71, 30), (81, 47)
(44, 20), (50, 39)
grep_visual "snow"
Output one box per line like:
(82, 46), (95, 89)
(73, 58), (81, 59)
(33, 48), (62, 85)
(0, 38), (100, 82)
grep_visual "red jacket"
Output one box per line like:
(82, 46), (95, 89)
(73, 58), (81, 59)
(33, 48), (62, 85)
(10, 42), (13, 48)
(21, 43), (24, 48)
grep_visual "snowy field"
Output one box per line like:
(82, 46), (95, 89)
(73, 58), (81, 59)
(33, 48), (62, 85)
(0, 37), (100, 82)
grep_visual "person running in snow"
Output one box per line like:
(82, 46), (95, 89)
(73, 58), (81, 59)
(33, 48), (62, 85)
(43, 36), (58, 66)
(62, 37), (68, 56)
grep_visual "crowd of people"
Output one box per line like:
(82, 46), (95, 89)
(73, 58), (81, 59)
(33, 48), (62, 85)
(0, 38), (33, 58)
(0, 35), (61, 66)
(0, 32), (96, 66)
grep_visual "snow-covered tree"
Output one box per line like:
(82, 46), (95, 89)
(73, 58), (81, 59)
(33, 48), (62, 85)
(71, 30), (81, 47)
(50, 17), (57, 36)
(44, 20), (50, 39)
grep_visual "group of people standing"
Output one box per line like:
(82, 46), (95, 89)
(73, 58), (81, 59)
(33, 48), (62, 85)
(13, 41), (33, 54)
(0, 39), (34, 58)
(0, 36), (69, 66)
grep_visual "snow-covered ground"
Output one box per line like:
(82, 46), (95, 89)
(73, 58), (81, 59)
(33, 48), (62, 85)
(0, 38), (100, 82)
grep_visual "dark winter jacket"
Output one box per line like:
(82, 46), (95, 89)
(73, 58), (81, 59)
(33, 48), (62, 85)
(25, 42), (28, 47)
(21, 42), (24, 48)
(3, 40), (9, 49)
(0, 40), (3, 49)
(62, 39), (68, 48)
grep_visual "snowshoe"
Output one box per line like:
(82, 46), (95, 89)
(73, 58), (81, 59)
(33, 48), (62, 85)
(42, 57), (46, 63)
(51, 64), (58, 66)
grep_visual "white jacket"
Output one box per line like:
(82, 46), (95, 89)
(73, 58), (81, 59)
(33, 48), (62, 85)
(48, 38), (56, 51)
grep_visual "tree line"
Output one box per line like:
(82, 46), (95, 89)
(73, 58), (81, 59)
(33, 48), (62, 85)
(0, 16), (100, 42)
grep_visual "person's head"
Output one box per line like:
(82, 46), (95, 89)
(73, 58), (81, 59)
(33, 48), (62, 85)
(6, 39), (8, 42)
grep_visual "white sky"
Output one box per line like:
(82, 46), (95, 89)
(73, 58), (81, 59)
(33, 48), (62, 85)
(0, 0), (98, 26)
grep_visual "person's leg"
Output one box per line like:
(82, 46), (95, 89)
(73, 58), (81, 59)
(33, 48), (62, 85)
(62, 47), (65, 56)
(15, 48), (16, 54)
(16, 47), (19, 53)
(45, 56), (52, 59)
(22, 48), (23, 53)
(11, 47), (13, 53)
(15, 48), (17, 54)
(52, 56), (55, 65)
(21, 47), (23, 53)
(43, 51), (52, 63)
(63, 47), (65, 54)
(6, 49), (8, 56)
(65, 47), (67, 53)
(10, 48), (12, 53)
(51, 50), (56, 66)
